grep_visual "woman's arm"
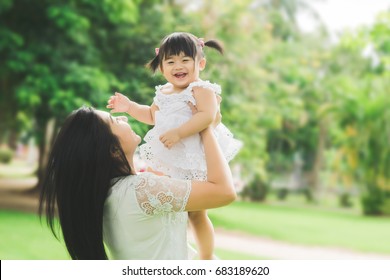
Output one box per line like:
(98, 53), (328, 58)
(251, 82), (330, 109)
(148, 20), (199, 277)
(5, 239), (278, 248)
(185, 125), (236, 211)
(107, 92), (156, 125)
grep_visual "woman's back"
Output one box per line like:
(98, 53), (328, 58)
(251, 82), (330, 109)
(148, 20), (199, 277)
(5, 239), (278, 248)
(103, 172), (191, 259)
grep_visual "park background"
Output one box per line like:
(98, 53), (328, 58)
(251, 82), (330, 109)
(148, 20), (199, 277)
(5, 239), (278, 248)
(0, 0), (389, 259)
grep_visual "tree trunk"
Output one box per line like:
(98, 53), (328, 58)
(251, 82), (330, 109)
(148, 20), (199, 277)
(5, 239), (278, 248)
(7, 129), (18, 150)
(1, 74), (23, 148)
(306, 119), (327, 202)
(32, 118), (56, 193)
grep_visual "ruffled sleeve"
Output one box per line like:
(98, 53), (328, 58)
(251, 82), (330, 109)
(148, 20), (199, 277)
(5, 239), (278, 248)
(153, 85), (163, 108)
(134, 173), (191, 216)
(187, 80), (221, 95)
(185, 80), (221, 106)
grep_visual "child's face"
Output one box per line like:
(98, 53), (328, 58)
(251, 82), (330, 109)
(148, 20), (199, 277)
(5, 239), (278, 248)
(160, 52), (206, 91)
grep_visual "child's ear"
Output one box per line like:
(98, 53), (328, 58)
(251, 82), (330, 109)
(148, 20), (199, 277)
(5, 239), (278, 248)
(199, 58), (206, 71)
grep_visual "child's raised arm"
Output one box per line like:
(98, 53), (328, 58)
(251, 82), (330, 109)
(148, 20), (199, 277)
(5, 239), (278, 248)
(159, 87), (218, 148)
(107, 92), (157, 125)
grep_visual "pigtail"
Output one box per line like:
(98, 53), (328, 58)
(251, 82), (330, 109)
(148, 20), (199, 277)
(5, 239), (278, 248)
(146, 55), (160, 73)
(204, 39), (224, 55)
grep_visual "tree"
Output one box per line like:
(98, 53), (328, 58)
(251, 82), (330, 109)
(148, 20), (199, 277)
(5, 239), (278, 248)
(1, 0), (140, 190)
(321, 12), (390, 214)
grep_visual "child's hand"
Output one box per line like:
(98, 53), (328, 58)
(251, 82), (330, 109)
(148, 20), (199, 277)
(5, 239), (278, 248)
(106, 92), (133, 113)
(159, 128), (181, 149)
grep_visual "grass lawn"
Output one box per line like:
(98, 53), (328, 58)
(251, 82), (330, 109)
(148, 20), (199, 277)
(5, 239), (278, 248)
(2, 199), (390, 259)
(0, 210), (261, 260)
(0, 210), (69, 259)
(209, 200), (390, 254)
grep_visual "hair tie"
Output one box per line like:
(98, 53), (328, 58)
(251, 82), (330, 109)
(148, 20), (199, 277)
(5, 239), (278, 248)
(198, 38), (205, 48)
(155, 48), (159, 56)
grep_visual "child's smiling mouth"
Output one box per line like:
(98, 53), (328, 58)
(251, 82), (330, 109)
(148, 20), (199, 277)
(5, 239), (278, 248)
(174, 72), (187, 78)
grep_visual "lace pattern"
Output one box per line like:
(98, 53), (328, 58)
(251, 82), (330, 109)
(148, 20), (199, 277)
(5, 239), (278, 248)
(134, 173), (191, 218)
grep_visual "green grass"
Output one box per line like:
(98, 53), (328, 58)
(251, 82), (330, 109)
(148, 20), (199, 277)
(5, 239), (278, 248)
(0, 211), (69, 259)
(0, 210), (255, 260)
(209, 200), (390, 254)
(3, 199), (390, 259)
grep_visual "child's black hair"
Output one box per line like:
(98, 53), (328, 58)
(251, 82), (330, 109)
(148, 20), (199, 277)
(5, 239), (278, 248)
(147, 32), (223, 73)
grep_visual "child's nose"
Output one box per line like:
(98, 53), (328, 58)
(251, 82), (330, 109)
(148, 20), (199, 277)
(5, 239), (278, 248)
(174, 62), (183, 69)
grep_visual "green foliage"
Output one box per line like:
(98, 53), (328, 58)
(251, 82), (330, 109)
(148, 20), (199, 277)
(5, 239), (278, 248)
(361, 187), (385, 215)
(323, 13), (390, 215)
(0, 0), (157, 185)
(276, 188), (289, 201)
(380, 199), (390, 216)
(241, 172), (270, 202)
(0, 147), (13, 163)
(339, 192), (353, 208)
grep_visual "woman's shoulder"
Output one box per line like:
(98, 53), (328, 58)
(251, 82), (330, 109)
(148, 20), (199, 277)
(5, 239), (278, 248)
(187, 80), (222, 95)
(109, 173), (157, 192)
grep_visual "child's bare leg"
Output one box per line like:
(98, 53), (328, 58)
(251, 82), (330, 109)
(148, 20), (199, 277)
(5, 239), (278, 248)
(188, 210), (215, 260)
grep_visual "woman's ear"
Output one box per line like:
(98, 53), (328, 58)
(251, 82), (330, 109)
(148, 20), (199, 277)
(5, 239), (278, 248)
(110, 146), (121, 158)
(199, 58), (206, 71)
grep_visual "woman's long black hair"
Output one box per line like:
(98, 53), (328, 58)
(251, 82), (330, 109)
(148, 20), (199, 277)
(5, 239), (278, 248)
(39, 107), (131, 259)
(147, 32), (224, 72)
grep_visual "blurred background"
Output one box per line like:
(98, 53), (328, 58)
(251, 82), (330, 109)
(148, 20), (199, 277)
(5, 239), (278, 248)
(1, 0), (389, 260)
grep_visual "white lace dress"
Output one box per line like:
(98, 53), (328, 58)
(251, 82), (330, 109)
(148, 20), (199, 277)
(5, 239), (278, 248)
(140, 80), (242, 181)
(103, 172), (192, 260)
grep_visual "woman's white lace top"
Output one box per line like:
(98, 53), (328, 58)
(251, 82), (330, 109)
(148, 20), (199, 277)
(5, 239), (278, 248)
(103, 172), (191, 259)
(139, 80), (242, 181)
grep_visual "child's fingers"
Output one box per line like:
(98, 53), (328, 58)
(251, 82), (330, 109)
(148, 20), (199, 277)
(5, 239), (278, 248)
(106, 101), (114, 109)
(159, 134), (169, 148)
(107, 97), (114, 105)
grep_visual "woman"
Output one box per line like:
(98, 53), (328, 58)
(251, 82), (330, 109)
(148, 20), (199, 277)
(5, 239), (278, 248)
(39, 107), (235, 260)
